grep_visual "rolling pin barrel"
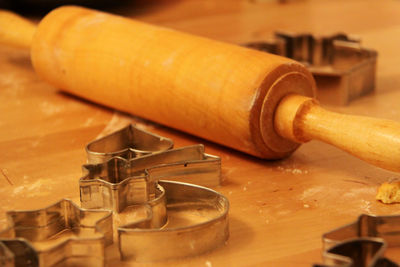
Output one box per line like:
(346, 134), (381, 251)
(30, 6), (316, 159)
(1, 6), (400, 172)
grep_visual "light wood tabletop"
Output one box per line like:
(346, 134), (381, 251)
(1, 0), (400, 266)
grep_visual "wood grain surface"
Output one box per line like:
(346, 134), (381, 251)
(1, 0), (400, 266)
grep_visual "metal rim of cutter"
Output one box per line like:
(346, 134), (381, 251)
(118, 180), (229, 262)
(315, 214), (400, 267)
(316, 237), (394, 267)
(85, 124), (174, 164)
(244, 32), (378, 105)
(84, 124), (221, 188)
(80, 143), (221, 212)
(0, 199), (113, 267)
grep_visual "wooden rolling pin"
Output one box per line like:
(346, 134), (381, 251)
(1, 6), (400, 172)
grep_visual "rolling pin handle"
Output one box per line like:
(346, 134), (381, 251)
(275, 94), (400, 172)
(0, 10), (36, 49)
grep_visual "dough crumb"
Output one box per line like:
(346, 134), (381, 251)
(376, 182), (400, 204)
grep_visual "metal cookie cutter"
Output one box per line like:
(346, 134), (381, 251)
(81, 143), (222, 212)
(314, 214), (400, 267)
(118, 180), (229, 262)
(244, 32), (377, 105)
(81, 124), (228, 262)
(85, 124), (221, 188)
(0, 199), (113, 267)
(86, 124), (174, 164)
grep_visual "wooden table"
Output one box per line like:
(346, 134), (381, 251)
(1, 0), (400, 265)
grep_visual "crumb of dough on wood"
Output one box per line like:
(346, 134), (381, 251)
(376, 182), (400, 204)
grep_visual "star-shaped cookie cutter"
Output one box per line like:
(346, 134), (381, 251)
(0, 199), (113, 267)
(314, 214), (400, 267)
(244, 32), (377, 105)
